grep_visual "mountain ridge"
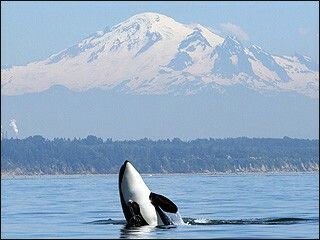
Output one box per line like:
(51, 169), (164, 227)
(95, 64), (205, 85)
(1, 12), (319, 98)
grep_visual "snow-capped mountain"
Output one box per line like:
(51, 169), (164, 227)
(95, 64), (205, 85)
(1, 12), (319, 98)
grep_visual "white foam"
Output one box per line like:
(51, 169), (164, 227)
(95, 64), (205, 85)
(167, 211), (186, 225)
(194, 218), (210, 224)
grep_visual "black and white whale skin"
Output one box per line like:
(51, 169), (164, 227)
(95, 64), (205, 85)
(118, 160), (178, 227)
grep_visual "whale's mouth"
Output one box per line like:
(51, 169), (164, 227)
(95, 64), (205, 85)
(126, 200), (148, 227)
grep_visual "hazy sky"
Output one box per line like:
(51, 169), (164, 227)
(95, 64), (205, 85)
(1, 1), (319, 67)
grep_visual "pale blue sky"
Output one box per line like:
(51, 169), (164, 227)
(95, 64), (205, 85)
(1, 1), (319, 67)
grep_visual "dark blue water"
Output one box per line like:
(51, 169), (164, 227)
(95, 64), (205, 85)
(1, 173), (319, 238)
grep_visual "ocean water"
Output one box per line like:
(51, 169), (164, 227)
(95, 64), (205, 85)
(1, 173), (319, 239)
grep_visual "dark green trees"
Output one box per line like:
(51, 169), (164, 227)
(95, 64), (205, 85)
(1, 136), (319, 175)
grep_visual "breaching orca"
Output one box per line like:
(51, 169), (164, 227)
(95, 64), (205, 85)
(118, 160), (178, 227)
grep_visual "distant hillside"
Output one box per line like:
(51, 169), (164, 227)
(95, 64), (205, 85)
(1, 136), (318, 175)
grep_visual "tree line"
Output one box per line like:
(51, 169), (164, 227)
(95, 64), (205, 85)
(1, 135), (319, 175)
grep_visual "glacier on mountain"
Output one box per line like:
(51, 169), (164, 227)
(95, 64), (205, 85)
(1, 12), (319, 98)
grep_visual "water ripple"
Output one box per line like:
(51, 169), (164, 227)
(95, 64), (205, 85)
(85, 217), (318, 226)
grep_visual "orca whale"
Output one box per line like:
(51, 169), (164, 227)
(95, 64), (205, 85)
(118, 160), (178, 227)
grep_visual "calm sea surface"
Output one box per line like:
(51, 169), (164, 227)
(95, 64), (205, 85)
(1, 173), (319, 239)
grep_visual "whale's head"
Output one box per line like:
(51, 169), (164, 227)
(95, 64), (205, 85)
(119, 161), (151, 206)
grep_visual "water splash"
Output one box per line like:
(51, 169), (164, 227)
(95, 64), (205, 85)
(167, 211), (186, 225)
(182, 217), (318, 225)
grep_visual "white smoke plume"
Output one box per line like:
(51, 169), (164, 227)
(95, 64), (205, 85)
(9, 119), (19, 135)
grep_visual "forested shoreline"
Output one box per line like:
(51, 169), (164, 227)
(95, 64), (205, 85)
(1, 136), (319, 175)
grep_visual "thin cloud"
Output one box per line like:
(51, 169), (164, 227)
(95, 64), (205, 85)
(220, 22), (249, 41)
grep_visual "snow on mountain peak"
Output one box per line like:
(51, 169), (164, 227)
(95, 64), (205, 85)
(1, 12), (318, 98)
(111, 12), (183, 39)
(294, 53), (319, 71)
(222, 36), (244, 51)
(125, 12), (177, 25)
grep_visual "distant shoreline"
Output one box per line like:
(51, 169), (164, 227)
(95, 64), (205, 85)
(2, 170), (319, 179)
(2, 137), (318, 179)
